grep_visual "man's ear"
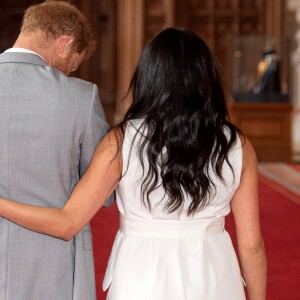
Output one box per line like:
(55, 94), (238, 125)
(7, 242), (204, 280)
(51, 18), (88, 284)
(57, 35), (75, 58)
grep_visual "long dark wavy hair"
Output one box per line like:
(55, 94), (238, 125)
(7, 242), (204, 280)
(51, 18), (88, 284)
(116, 28), (240, 215)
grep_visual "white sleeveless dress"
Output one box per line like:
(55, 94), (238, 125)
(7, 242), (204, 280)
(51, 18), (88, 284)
(103, 120), (246, 300)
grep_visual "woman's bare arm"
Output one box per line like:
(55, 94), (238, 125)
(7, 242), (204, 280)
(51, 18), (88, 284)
(231, 136), (267, 300)
(0, 129), (122, 240)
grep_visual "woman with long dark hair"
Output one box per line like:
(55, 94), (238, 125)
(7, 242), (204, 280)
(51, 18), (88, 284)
(0, 28), (266, 299)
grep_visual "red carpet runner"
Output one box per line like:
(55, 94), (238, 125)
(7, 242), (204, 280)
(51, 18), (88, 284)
(258, 163), (300, 205)
(91, 163), (300, 300)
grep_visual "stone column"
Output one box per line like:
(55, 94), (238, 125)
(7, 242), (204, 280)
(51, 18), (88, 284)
(288, 0), (300, 154)
(265, 0), (283, 39)
(163, 0), (175, 27)
(114, 0), (144, 123)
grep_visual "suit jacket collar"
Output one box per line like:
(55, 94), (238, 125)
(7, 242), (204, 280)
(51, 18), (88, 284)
(0, 52), (48, 67)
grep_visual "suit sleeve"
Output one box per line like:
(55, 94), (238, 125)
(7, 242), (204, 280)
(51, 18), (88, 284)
(80, 84), (114, 206)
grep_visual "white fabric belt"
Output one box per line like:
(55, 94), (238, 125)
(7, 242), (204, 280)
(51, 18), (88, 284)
(120, 214), (224, 239)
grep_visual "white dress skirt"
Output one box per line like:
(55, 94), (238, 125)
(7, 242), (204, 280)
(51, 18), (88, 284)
(103, 120), (246, 300)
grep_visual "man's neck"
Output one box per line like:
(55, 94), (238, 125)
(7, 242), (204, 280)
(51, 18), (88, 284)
(13, 32), (53, 64)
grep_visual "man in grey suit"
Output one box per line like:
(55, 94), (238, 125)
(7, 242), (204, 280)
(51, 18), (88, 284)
(0, 1), (112, 299)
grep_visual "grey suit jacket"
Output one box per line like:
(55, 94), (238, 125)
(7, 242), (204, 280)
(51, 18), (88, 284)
(0, 52), (111, 300)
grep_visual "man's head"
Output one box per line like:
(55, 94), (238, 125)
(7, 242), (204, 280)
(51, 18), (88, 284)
(18, 0), (96, 74)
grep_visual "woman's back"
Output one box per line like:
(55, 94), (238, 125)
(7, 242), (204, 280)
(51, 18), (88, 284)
(116, 119), (242, 220)
(103, 120), (246, 300)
